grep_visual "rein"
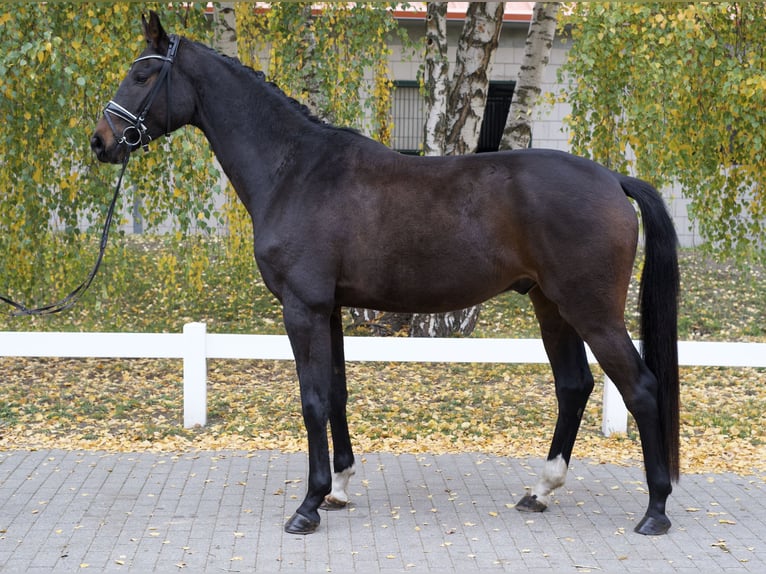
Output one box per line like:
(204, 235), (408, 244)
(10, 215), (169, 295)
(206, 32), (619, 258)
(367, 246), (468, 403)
(0, 156), (129, 316)
(1, 37), (180, 317)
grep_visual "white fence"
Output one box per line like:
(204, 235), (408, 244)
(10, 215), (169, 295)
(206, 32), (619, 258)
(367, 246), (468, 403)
(2, 323), (765, 437)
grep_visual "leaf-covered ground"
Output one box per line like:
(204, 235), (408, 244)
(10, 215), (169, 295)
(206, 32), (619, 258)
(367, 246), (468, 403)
(0, 250), (764, 478)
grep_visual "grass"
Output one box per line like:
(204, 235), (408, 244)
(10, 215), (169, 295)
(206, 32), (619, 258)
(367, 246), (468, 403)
(0, 238), (764, 475)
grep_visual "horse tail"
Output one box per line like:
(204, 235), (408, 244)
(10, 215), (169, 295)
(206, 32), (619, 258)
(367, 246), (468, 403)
(619, 175), (680, 481)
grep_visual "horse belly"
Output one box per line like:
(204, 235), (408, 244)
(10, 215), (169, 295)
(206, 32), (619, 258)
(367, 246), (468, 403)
(335, 246), (521, 314)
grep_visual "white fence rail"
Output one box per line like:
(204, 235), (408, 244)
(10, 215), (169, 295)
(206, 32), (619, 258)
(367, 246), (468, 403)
(2, 323), (765, 437)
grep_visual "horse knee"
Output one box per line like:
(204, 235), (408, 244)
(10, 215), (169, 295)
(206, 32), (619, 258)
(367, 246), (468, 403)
(301, 395), (329, 431)
(555, 375), (594, 408)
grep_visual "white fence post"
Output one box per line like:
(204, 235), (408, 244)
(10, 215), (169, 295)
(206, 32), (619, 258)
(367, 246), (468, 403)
(601, 375), (628, 436)
(183, 322), (207, 428)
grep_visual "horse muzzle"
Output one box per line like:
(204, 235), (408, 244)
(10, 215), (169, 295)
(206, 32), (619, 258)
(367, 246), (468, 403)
(90, 118), (132, 164)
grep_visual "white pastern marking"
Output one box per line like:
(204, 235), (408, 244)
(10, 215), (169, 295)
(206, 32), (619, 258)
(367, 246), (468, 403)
(531, 454), (568, 505)
(329, 465), (356, 504)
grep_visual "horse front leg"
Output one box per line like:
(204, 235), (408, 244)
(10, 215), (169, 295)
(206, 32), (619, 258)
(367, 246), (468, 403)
(281, 300), (334, 535)
(322, 306), (356, 510)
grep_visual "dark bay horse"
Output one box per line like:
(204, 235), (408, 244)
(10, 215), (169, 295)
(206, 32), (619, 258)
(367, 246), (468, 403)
(91, 13), (680, 536)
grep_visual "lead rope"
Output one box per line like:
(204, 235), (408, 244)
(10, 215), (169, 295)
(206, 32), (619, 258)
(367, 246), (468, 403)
(0, 155), (130, 316)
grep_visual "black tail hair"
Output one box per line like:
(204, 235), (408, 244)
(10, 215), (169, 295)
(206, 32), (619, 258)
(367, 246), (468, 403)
(619, 175), (680, 481)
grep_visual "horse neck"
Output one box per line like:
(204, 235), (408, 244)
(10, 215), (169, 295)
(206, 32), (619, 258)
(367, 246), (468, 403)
(182, 43), (316, 210)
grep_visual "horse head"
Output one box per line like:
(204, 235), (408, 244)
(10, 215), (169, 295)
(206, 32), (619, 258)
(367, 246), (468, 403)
(90, 11), (193, 163)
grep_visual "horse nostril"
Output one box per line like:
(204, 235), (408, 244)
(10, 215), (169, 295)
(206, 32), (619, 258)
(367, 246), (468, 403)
(90, 134), (104, 155)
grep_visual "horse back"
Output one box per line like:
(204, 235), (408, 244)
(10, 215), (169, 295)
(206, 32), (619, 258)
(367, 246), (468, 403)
(258, 144), (639, 314)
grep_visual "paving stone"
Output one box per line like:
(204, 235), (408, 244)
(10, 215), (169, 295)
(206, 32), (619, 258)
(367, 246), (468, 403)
(0, 450), (763, 572)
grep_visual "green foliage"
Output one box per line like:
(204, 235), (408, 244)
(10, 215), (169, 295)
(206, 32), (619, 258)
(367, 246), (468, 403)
(560, 3), (766, 261)
(0, 2), (219, 304)
(235, 2), (400, 140)
(1, 3), (405, 317)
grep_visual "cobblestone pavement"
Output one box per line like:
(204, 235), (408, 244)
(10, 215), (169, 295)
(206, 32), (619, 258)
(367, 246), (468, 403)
(0, 449), (763, 572)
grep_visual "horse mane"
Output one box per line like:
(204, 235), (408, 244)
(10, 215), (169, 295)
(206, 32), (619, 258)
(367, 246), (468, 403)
(232, 62), (324, 126)
(198, 41), (340, 129)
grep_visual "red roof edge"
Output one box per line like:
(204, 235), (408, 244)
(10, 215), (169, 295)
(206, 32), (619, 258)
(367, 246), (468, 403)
(392, 9), (532, 23)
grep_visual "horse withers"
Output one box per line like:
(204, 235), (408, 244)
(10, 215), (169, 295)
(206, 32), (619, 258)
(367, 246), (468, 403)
(92, 12), (680, 536)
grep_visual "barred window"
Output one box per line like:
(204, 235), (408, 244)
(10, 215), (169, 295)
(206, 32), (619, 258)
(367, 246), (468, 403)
(391, 81), (517, 155)
(391, 82), (424, 154)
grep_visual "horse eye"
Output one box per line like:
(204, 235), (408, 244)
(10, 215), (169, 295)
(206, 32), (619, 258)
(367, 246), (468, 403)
(134, 73), (148, 85)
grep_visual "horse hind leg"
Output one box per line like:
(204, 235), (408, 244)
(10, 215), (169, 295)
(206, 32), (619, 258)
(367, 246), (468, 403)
(322, 307), (356, 510)
(584, 328), (673, 535)
(517, 288), (595, 513)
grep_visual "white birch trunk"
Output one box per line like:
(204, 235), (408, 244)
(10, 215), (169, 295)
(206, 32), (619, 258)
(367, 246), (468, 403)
(443, 2), (505, 156)
(422, 2), (450, 157)
(213, 2), (238, 58)
(500, 2), (560, 150)
(410, 2), (504, 338)
(351, 5), (453, 336)
(297, 4), (329, 121)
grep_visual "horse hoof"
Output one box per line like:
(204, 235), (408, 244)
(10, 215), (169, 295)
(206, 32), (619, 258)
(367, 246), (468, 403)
(284, 512), (320, 535)
(634, 514), (671, 536)
(515, 493), (548, 513)
(320, 495), (348, 511)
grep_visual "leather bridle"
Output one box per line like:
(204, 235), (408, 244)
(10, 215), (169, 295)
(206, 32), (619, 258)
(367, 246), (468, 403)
(103, 34), (179, 152)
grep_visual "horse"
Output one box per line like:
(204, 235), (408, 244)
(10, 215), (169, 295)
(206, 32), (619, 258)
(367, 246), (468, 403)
(91, 12), (680, 537)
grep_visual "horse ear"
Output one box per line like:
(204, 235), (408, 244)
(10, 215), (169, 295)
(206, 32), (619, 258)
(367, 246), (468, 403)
(142, 11), (168, 50)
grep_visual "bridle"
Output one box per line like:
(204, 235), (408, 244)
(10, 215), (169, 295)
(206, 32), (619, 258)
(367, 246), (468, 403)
(0, 36), (180, 316)
(103, 34), (179, 152)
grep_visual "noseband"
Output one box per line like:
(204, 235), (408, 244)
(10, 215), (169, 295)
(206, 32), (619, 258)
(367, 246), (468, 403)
(103, 35), (179, 151)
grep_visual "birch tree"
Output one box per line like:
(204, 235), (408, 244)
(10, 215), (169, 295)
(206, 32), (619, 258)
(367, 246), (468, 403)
(409, 2), (505, 337)
(352, 3), (506, 337)
(501, 2), (560, 150)
(213, 2), (238, 58)
(422, 2), (449, 157)
(363, 2), (455, 337)
(412, 2), (561, 336)
(443, 2), (505, 155)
